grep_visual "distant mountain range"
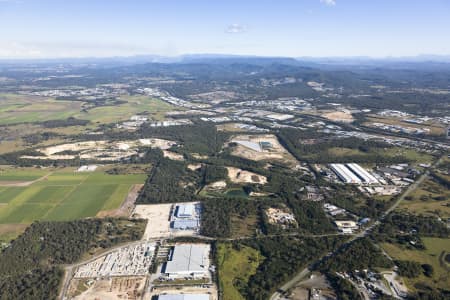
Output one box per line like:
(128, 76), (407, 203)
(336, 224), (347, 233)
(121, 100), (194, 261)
(1, 54), (450, 69)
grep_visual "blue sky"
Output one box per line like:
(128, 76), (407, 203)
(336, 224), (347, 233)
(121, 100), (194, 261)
(0, 0), (449, 58)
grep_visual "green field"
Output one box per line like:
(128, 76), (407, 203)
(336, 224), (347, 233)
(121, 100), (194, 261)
(0, 169), (146, 224)
(0, 167), (50, 182)
(217, 243), (265, 300)
(0, 93), (176, 125)
(381, 238), (450, 291)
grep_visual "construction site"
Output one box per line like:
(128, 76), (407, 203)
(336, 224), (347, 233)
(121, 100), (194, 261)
(74, 242), (156, 278)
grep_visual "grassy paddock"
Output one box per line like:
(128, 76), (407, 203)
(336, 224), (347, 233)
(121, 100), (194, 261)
(381, 238), (450, 291)
(217, 242), (264, 300)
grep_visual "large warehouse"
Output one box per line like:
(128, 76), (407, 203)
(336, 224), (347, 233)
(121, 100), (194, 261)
(330, 163), (378, 185)
(164, 244), (210, 279)
(346, 163), (379, 184)
(330, 163), (361, 184)
(175, 204), (195, 218)
(157, 295), (210, 300)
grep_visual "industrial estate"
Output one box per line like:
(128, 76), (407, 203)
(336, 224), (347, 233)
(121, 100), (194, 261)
(0, 54), (449, 300)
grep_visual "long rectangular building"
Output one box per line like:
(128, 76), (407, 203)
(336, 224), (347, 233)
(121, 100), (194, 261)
(346, 163), (379, 184)
(330, 163), (361, 184)
(157, 295), (209, 300)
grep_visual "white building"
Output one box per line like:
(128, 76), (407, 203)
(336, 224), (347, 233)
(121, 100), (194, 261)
(164, 244), (210, 279)
(330, 164), (361, 184)
(346, 163), (379, 184)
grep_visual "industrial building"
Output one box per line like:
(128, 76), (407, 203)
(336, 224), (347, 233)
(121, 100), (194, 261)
(170, 202), (201, 231)
(346, 163), (379, 184)
(175, 204), (195, 218)
(233, 140), (262, 152)
(157, 294), (210, 300)
(334, 220), (358, 234)
(163, 244), (210, 279)
(330, 163), (361, 184)
(172, 219), (199, 230)
(330, 163), (379, 185)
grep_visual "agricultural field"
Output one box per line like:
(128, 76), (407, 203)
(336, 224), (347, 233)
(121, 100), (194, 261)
(0, 93), (82, 125)
(217, 243), (265, 300)
(0, 167), (50, 183)
(381, 238), (450, 292)
(79, 95), (176, 123)
(0, 93), (176, 126)
(0, 167), (146, 228)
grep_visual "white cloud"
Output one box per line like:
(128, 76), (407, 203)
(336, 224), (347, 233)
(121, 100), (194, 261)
(225, 23), (246, 34)
(320, 0), (336, 6)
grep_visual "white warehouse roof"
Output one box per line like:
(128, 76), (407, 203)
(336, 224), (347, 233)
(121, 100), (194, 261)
(330, 163), (361, 184)
(165, 244), (210, 275)
(176, 204), (195, 218)
(346, 163), (379, 184)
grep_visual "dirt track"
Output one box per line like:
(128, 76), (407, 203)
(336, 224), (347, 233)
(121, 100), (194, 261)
(97, 184), (144, 218)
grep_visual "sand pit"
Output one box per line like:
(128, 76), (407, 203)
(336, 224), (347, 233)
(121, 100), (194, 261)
(21, 139), (177, 161)
(132, 204), (172, 239)
(322, 110), (354, 123)
(163, 150), (184, 161)
(229, 134), (297, 165)
(226, 167), (267, 184)
(203, 180), (227, 192)
(187, 163), (203, 171)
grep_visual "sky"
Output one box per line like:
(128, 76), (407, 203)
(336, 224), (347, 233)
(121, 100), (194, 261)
(0, 0), (449, 59)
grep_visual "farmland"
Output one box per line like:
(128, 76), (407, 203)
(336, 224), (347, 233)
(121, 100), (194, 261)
(0, 93), (175, 126)
(0, 167), (146, 227)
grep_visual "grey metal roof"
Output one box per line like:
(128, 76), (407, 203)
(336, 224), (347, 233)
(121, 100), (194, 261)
(165, 244), (209, 274)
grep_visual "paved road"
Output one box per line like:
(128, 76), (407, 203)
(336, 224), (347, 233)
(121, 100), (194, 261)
(270, 155), (445, 300)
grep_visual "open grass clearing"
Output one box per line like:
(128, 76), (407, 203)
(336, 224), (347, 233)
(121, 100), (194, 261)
(398, 177), (450, 218)
(381, 238), (450, 291)
(217, 242), (265, 300)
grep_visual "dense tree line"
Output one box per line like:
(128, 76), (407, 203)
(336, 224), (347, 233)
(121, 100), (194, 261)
(326, 273), (362, 300)
(372, 213), (450, 242)
(139, 121), (229, 155)
(239, 236), (345, 299)
(201, 197), (259, 238)
(137, 157), (201, 203)
(394, 260), (423, 278)
(39, 117), (90, 128)
(325, 184), (391, 218)
(318, 238), (394, 273)
(0, 218), (145, 300)
(277, 128), (411, 164)
(0, 267), (63, 300)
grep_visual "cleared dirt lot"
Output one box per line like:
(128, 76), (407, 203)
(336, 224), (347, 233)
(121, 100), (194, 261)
(163, 150), (184, 161)
(70, 277), (146, 300)
(322, 111), (354, 123)
(229, 134), (297, 165)
(132, 204), (172, 239)
(226, 167), (267, 184)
